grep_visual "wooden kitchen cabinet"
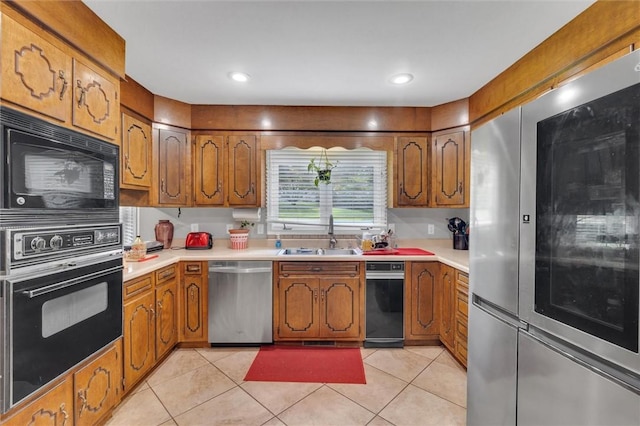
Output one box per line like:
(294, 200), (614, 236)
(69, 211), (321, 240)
(454, 270), (469, 366)
(432, 128), (470, 207)
(121, 112), (153, 189)
(74, 339), (122, 426)
(154, 124), (191, 205)
(395, 136), (430, 207)
(193, 135), (225, 205)
(1, 13), (119, 141)
(122, 269), (178, 393)
(155, 265), (178, 360)
(123, 276), (155, 393)
(3, 377), (73, 426)
(275, 262), (364, 341)
(439, 264), (456, 351)
(179, 261), (209, 343)
(192, 133), (260, 207)
(405, 262), (441, 341)
(227, 135), (259, 206)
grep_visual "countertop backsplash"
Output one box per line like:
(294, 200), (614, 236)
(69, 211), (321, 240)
(134, 207), (469, 245)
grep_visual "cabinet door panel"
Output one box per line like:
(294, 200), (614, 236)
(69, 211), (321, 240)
(439, 264), (456, 349)
(181, 275), (205, 341)
(74, 340), (122, 426)
(227, 135), (257, 206)
(122, 113), (152, 188)
(433, 131), (467, 206)
(157, 127), (189, 205)
(1, 14), (72, 122)
(320, 277), (360, 338)
(123, 291), (155, 392)
(72, 59), (119, 140)
(156, 280), (177, 359)
(396, 137), (429, 206)
(277, 277), (318, 338)
(194, 135), (225, 205)
(5, 378), (73, 426)
(406, 262), (440, 339)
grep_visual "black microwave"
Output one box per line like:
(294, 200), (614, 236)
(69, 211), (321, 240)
(1, 107), (119, 226)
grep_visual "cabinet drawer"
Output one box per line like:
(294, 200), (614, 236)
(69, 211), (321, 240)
(278, 261), (360, 276)
(455, 317), (468, 340)
(456, 271), (469, 292)
(456, 290), (468, 319)
(182, 261), (203, 275)
(455, 338), (467, 363)
(123, 274), (153, 300)
(155, 264), (177, 284)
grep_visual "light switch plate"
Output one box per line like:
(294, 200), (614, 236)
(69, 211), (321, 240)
(428, 224), (435, 234)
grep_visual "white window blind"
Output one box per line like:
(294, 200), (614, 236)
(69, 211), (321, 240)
(266, 147), (387, 233)
(119, 206), (138, 245)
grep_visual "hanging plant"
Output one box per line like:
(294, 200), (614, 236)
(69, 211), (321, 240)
(307, 149), (338, 186)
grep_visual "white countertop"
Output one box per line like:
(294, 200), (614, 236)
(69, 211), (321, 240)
(123, 238), (469, 281)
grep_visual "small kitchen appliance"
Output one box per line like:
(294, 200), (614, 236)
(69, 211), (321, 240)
(185, 232), (213, 249)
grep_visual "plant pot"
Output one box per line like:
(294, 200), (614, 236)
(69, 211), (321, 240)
(229, 228), (249, 249)
(317, 169), (332, 183)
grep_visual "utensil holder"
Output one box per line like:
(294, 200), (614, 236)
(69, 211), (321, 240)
(453, 234), (468, 250)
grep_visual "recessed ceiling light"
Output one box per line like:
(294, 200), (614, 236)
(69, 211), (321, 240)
(390, 73), (414, 85)
(229, 72), (250, 82)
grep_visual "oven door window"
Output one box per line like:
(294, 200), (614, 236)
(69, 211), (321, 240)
(8, 128), (117, 209)
(535, 82), (640, 352)
(10, 259), (123, 405)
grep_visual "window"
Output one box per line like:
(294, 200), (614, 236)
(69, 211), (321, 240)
(266, 147), (387, 233)
(119, 206), (138, 245)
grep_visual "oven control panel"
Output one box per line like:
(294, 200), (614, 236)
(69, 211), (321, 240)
(12, 225), (121, 259)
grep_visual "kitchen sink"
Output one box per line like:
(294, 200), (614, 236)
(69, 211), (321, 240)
(277, 247), (362, 256)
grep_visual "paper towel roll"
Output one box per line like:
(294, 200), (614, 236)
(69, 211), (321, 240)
(232, 208), (261, 221)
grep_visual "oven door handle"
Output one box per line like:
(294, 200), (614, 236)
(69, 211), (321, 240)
(365, 272), (405, 280)
(20, 265), (123, 299)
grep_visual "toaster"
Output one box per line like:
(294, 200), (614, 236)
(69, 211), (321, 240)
(185, 232), (213, 250)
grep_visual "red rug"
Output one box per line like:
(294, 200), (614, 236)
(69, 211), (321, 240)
(244, 346), (366, 384)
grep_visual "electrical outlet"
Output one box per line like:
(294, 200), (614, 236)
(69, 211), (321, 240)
(226, 224), (233, 232)
(257, 224), (265, 234)
(428, 224), (435, 235)
(190, 223), (199, 232)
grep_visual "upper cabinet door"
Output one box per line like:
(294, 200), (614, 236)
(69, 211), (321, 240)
(396, 136), (430, 206)
(432, 130), (468, 207)
(227, 135), (258, 206)
(1, 14), (72, 122)
(194, 135), (225, 206)
(121, 113), (152, 189)
(72, 59), (119, 140)
(157, 127), (190, 205)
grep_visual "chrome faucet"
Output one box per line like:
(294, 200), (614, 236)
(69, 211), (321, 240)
(328, 214), (337, 249)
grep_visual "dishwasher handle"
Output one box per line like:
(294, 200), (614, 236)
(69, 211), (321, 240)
(209, 266), (272, 274)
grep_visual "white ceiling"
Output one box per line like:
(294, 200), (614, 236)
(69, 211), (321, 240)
(84, 0), (595, 107)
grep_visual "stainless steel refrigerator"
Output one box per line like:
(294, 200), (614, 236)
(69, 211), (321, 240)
(468, 50), (640, 425)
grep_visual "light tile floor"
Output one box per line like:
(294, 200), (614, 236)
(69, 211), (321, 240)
(106, 345), (467, 426)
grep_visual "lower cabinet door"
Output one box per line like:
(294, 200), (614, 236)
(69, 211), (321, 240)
(276, 277), (319, 339)
(180, 266), (207, 343)
(5, 378), (73, 426)
(319, 277), (361, 339)
(123, 290), (155, 392)
(155, 279), (178, 359)
(74, 340), (122, 426)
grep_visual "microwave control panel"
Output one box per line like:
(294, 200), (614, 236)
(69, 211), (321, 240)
(12, 225), (121, 259)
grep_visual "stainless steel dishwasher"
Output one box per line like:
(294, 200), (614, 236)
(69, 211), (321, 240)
(208, 261), (273, 344)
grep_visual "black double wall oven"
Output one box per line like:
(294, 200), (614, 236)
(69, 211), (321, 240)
(0, 107), (122, 413)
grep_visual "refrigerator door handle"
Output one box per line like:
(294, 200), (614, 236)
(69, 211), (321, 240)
(472, 294), (523, 329)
